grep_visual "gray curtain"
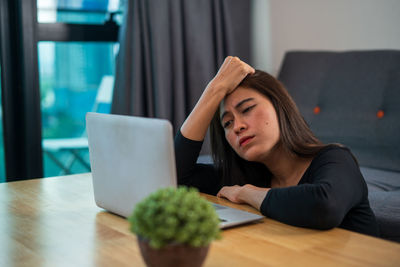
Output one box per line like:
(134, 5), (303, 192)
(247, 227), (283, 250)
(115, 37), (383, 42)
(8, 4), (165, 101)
(111, 0), (251, 153)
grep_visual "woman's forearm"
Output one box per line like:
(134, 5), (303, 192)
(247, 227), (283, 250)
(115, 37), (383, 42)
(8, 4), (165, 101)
(239, 184), (270, 210)
(217, 184), (270, 211)
(180, 85), (226, 141)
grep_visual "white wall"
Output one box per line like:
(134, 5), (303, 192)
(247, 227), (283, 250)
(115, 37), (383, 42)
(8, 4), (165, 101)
(252, 0), (400, 75)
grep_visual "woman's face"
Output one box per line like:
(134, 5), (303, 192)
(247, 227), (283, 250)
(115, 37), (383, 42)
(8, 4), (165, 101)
(220, 86), (281, 162)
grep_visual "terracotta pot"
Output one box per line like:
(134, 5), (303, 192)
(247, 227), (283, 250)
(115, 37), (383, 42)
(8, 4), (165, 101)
(137, 237), (210, 267)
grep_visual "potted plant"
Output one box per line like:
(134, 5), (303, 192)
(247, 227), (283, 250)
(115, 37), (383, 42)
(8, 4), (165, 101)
(128, 186), (221, 267)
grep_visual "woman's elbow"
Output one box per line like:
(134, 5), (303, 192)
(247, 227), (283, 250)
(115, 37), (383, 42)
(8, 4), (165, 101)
(311, 200), (344, 230)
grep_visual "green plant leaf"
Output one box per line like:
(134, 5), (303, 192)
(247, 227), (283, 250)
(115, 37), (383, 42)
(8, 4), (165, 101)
(128, 186), (221, 249)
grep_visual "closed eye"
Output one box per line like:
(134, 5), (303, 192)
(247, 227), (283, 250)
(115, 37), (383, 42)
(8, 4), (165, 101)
(223, 120), (233, 128)
(243, 104), (256, 113)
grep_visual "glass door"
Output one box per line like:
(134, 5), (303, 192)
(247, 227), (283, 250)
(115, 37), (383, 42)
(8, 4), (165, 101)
(37, 0), (121, 177)
(39, 42), (118, 177)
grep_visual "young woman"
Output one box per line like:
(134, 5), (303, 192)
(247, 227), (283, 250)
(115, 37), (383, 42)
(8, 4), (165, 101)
(174, 56), (379, 236)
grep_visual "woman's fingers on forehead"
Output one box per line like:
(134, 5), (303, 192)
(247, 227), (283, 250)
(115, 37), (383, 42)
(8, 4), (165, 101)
(225, 56), (252, 69)
(225, 55), (252, 65)
(242, 61), (255, 73)
(222, 56), (232, 66)
(249, 65), (256, 73)
(222, 56), (255, 77)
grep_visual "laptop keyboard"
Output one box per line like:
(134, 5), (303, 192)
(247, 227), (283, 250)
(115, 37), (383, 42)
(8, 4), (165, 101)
(211, 203), (227, 210)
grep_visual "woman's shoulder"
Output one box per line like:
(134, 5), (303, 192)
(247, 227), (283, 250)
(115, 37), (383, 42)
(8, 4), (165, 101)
(301, 144), (362, 184)
(316, 144), (352, 157)
(310, 144), (358, 168)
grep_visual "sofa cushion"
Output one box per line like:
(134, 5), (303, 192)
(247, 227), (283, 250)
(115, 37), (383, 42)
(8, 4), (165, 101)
(361, 167), (400, 242)
(277, 50), (400, 172)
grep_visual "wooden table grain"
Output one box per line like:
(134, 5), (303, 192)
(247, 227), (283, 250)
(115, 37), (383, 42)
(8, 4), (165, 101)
(1, 173), (399, 267)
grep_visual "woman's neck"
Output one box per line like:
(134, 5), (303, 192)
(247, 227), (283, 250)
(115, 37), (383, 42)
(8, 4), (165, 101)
(261, 145), (312, 188)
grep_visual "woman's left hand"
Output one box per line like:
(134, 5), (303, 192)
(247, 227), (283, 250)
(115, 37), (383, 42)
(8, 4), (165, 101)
(217, 184), (270, 210)
(217, 185), (245, 203)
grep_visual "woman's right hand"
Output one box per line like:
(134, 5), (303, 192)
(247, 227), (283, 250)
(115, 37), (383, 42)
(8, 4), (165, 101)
(206, 56), (255, 96)
(180, 56), (254, 141)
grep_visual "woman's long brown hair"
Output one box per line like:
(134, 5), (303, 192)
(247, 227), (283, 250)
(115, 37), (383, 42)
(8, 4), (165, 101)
(210, 70), (328, 187)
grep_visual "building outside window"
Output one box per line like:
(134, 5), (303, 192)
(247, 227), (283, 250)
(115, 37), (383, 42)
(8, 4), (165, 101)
(38, 0), (121, 177)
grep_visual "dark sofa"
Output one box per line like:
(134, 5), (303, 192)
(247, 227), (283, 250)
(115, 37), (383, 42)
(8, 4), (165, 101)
(277, 50), (400, 242)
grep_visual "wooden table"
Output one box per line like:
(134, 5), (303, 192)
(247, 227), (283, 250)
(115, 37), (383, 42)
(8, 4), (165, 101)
(1, 173), (399, 267)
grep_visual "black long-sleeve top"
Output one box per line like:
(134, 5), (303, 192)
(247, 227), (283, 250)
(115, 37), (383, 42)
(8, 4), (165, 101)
(175, 131), (379, 237)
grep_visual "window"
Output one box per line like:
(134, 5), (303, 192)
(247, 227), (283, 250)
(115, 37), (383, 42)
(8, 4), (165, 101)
(39, 42), (118, 176)
(0, 0), (121, 181)
(38, 0), (122, 24)
(37, 0), (121, 177)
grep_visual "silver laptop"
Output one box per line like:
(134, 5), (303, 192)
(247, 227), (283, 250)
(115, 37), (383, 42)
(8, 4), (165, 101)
(86, 112), (263, 229)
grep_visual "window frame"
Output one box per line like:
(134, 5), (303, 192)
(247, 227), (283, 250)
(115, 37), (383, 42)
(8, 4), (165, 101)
(0, 0), (120, 182)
